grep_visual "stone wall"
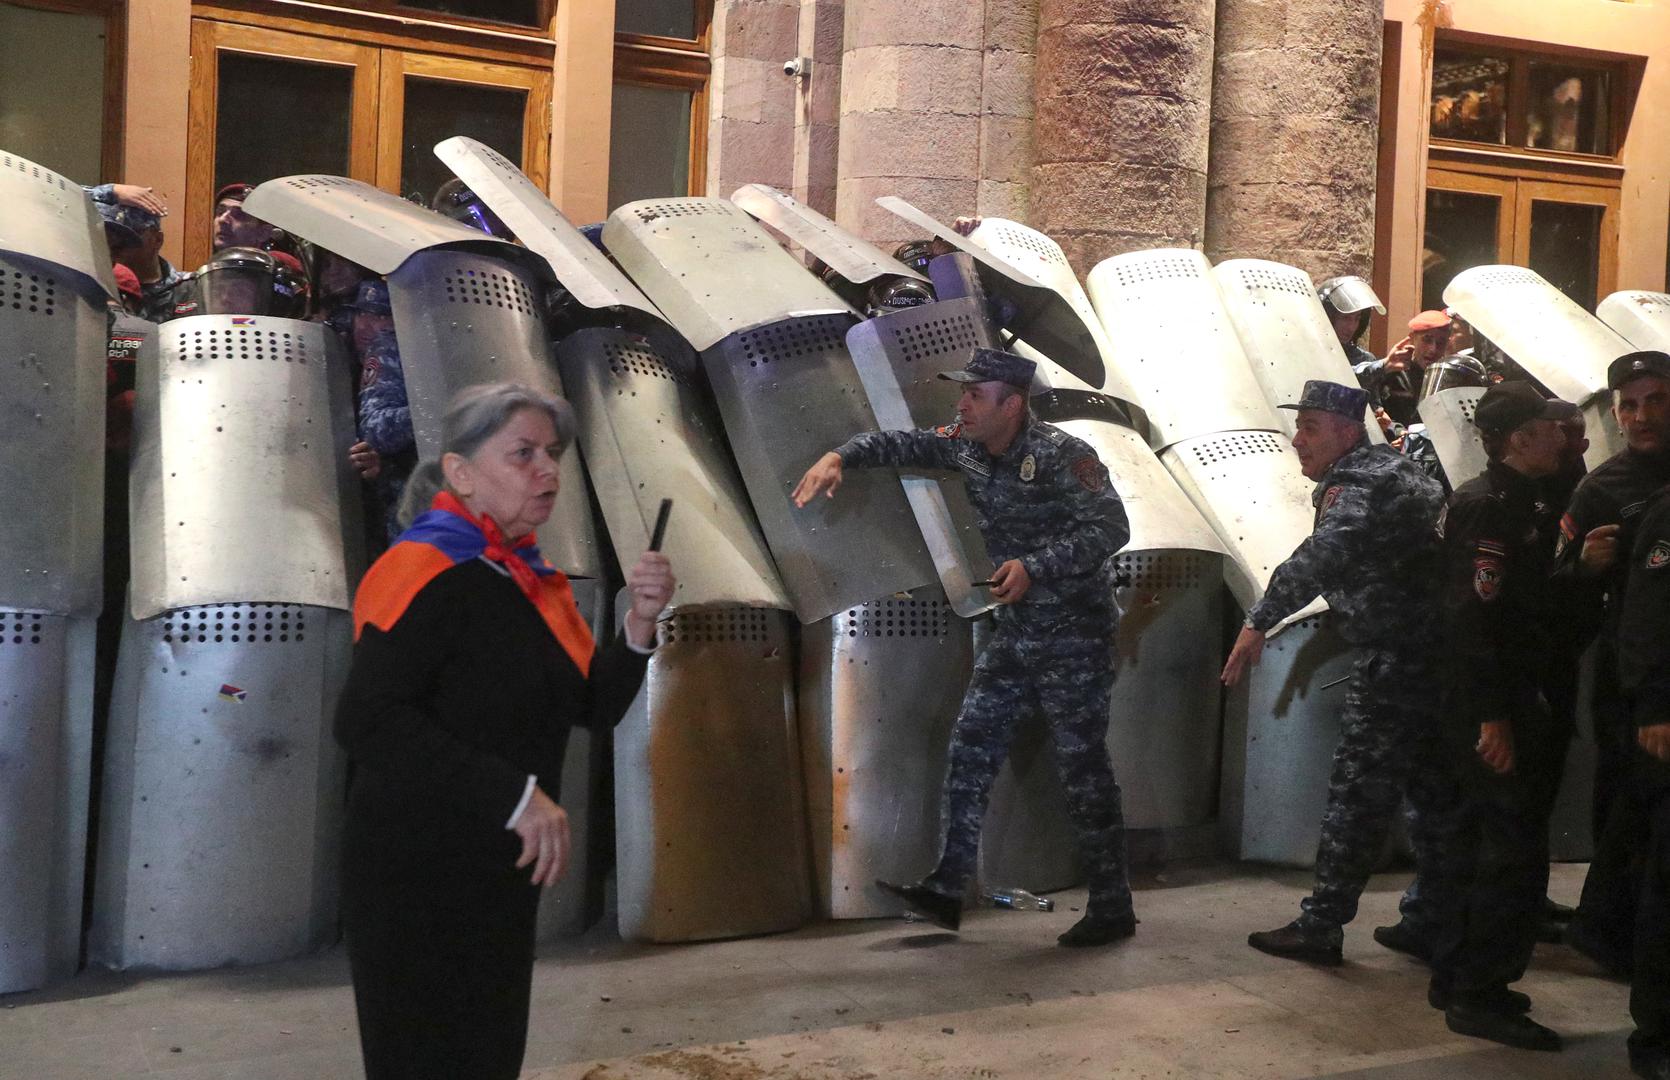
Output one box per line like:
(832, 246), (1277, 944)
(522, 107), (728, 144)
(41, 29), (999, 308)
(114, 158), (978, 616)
(1205, 0), (1383, 281)
(1031, 0), (1217, 276)
(706, 0), (801, 201)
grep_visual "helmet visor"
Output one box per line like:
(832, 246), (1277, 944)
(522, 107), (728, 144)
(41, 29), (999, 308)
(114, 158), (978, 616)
(1320, 277), (1387, 316)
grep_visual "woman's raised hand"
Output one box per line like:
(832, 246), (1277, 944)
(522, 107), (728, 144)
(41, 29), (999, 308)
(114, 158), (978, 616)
(512, 787), (570, 887)
(624, 551), (675, 648)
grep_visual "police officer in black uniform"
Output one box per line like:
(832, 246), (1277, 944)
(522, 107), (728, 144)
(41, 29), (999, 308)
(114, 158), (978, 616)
(1562, 351), (1670, 970)
(791, 347), (1137, 947)
(1225, 380), (1453, 966)
(1427, 382), (1574, 1052)
(1615, 482), (1670, 1080)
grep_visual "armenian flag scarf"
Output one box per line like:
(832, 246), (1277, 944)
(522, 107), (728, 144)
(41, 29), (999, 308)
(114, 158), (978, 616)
(352, 491), (595, 676)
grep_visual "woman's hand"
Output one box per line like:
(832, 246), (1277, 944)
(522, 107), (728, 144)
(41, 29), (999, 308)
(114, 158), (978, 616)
(624, 550), (675, 648)
(512, 787), (570, 887)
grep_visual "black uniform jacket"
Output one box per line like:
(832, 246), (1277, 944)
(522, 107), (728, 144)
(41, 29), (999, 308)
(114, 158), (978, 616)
(1617, 484), (1670, 791)
(1553, 445), (1670, 645)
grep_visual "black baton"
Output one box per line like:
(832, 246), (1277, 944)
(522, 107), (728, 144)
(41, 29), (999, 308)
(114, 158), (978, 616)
(648, 499), (673, 552)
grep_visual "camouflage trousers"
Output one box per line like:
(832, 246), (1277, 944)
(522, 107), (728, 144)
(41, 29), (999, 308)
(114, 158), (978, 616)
(1297, 646), (1458, 932)
(924, 609), (1133, 917)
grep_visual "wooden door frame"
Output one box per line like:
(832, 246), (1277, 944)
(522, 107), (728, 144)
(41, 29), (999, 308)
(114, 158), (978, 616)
(1511, 178), (1621, 301)
(1425, 168), (1516, 266)
(185, 18), (381, 268)
(372, 48), (551, 197)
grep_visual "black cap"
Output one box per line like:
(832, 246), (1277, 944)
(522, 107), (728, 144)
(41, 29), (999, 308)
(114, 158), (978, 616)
(937, 347), (1036, 390)
(1607, 350), (1670, 391)
(1473, 381), (1570, 436)
(1277, 379), (1369, 419)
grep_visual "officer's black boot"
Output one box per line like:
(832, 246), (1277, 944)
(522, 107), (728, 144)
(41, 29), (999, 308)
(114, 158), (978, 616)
(1373, 918), (1436, 962)
(876, 879), (961, 932)
(1247, 918), (1344, 966)
(1427, 979), (1531, 1013)
(1445, 998), (1562, 1051)
(1057, 907), (1136, 948)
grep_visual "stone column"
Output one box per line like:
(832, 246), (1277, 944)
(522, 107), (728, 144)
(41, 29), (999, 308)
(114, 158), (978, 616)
(792, 0), (845, 214)
(834, 0), (985, 247)
(706, 0), (802, 199)
(978, 0), (1039, 221)
(1205, 0), (1383, 281)
(1031, 0), (1217, 276)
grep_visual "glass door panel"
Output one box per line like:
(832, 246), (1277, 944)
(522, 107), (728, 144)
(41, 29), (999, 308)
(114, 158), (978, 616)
(0, 3), (109, 183)
(1422, 171), (1513, 312)
(607, 82), (692, 212)
(1512, 180), (1618, 311)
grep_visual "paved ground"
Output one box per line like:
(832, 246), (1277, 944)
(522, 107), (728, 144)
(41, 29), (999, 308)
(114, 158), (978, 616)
(0, 861), (1634, 1080)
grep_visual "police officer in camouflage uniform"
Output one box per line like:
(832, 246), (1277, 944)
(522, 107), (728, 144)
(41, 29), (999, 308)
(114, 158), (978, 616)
(97, 200), (190, 323)
(1223, 380), (1452, 966)
(792, 347), (1136, 947)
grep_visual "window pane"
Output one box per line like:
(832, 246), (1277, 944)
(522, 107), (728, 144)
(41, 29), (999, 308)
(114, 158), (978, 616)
(1422, 189), (1501, 312)
(1430, 48), (1508, 145)
(0, 3), (107, 183)
(617, 0), (696, 39)
(397, 0), (540, 27)
(400, 78), (525, 206)
(215, 53), (353, 193)
(1525, 62), (1612, 155)
(1528, 200), (1604, 311)
(608, 83), (692, 212)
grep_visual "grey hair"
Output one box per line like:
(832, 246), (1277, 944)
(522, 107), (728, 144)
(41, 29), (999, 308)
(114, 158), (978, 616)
(395, 382), (576, 530)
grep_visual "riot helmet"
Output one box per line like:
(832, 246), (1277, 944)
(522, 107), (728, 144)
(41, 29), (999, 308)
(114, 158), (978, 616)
(1317, 275), (1386, 345)
(893, 240), (936, 275)
(189, 246), (308, 318)
(432, 178), (514, 240)
(865, 276), (935, 317)
(1419, 353), (1491, 398)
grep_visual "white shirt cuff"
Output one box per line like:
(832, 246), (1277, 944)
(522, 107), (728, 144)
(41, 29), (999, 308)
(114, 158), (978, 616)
(505, 774), (537, 830)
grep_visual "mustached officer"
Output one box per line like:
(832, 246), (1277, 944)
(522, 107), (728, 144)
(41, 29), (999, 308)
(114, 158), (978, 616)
(792, 346), (1136, 946)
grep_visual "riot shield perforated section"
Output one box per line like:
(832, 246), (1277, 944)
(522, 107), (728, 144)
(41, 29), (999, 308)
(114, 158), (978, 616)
(0, 151), (117, 299)
(1598, 290), (1670, 353)
(844, 298), (997, 617)
(388, 249), (599, 578)
(434, 136), (671, 332)
(129, 316), (361, 620)
(730, 184), (926, 288)
(706, 312), (935, 623)
(799, 588), (970, 918)
(1417, 387), (1488, 488)
(1160, 430), (1323, 610)
(876, 198), (1104, 388)
(614, 604), (810, 941)
(603, 197), (853, 351)
(1213, 259), (1384, 444)
(1444, 264), (1629, 409)
(1087, 249), (1279, 448)
(0, 253), (107, 614)
(559, 328), (788, 611)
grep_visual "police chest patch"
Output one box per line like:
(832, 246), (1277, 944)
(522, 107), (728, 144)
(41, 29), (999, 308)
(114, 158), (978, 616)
(1647, 541), (1670, 570)
(1473, 557), (1503, 602)
(1071, 457), (1104, 492)
(1020, 454), (1036, 482)
(1320, 486), (1344, 516)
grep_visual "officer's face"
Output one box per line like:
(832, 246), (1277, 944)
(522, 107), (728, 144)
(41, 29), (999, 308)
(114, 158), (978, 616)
(1615, 375), (1670, 454)
(1328, 308), (1362, 347)
(213, 198), (276, 252)
(1509, 418), (1565, 478)
(956, 381), (1021, 444)
(1291, 410), (1361, 480)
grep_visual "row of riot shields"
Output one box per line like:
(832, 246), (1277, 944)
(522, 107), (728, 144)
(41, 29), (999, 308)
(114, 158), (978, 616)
(7, 136), (1652, 989)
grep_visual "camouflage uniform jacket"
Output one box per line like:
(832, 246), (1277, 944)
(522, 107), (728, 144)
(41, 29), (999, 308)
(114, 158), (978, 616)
(357, 331), (413, 457)
(1247, 439), (1445, 647)
(1437, 460), (1562, 729)
(835, 419), (1130, 621)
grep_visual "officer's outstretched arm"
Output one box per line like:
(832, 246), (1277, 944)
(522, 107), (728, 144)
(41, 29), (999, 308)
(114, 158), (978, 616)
(1245, 483), (1368, 631)
(1020, 453), (1130, 582)
(792, 452), (844, 507)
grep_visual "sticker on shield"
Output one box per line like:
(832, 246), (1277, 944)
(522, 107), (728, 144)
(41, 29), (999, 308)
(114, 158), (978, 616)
(1472, 558), (1503, 602)
(218, 683), (248, 703)
(1646, 540), (1670, 570)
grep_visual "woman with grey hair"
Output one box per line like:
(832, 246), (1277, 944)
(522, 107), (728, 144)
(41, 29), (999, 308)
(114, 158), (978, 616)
(335, 382), (674, 1079)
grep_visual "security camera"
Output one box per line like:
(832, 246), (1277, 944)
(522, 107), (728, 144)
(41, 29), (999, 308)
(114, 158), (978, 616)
(783, 57), (811, 78)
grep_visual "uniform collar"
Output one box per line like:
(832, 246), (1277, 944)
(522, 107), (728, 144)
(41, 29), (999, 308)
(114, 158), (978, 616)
(1486, 458), (1544, 512)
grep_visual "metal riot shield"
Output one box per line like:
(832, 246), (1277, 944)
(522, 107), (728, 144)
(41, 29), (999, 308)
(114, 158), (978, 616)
(1417, 388), (1489, 489)
(799, 589), (972, 918)
(1212, 259), (1385, 444)
(556, 327), (789, 610)
(1443, 266), (1627, 468)
(127, 317), (360, 618)
(434, 137), (676, 340)
(386, 248), (600, 578)
(91, 316), (362, 969)
(963, 217), (1140, 410)
(601, 197), (853, 351)
(0, 150), (119, 299)
(605, 198), (935, 622)
(876, 197), (1105, 389)
(1219, 611), (1356, 865)
(613, 604), (812, 942)
(843, 297), (999, 618)
(730, 183), (929, 289)
(1598, 290), (1670, 352)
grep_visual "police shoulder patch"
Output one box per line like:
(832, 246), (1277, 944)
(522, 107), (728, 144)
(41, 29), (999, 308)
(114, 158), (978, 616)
(1473, 557), (1504, 601)
(1647, 540), (1670, 570)
(1320, 485), (1344, 516)
(1071, 456), (1105, 493)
